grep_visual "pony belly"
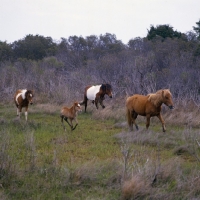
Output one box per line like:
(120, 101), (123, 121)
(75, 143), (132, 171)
(86, 85), (101, 100)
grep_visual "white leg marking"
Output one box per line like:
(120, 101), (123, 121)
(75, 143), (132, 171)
(25, 112), (28, 121)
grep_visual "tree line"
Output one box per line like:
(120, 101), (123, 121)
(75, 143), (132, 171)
(0, 21), (200, 104)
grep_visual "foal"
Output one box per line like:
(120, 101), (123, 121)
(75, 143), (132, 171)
(14, 89), (34, 121)
(60, 102), (82, 131)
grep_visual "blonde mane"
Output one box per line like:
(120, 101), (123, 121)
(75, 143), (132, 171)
(147, 89), (171, 107)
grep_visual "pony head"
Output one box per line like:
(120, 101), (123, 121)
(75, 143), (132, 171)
(26, 90), (34, 105)
(74, 102), (82, 112)
(161, 89), (174, 109)
(148, 89), (174, 109)
(101, 84), (113, 98)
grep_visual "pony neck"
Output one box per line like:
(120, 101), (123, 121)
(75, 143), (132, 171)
(148, 94), (163, 107)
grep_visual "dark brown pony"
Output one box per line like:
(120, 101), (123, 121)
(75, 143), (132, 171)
(14, 89), (34, 121)
(80, 84), (113, 112)
(60, 102), (82, 131)
(126, 89), (174, 132)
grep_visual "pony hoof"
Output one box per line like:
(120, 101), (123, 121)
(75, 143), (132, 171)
(102, 106), (105, 109)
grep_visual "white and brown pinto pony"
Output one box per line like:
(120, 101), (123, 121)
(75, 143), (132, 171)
(60, 102), (82, 131)
(14, 89), (34, 121)
(126, 89), (174, 132)
(80, 84), (113, 112)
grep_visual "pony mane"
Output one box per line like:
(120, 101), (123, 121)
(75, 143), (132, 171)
(147, 89), (171, 106)
(101, 84), (112, 92)
(105, 83), (112, 89)
(101, 84), (106, 92)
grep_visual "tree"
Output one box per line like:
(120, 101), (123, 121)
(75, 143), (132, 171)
(193, 19), (200, 39)
(128, 37), (144, 52)
(98, 33), (125, 54)
(147, 25), (182, 41)
(12, 34), (57, 60)
(0, 41), (13, 61)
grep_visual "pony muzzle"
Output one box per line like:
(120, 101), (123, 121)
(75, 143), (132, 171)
(169, 105), (174, 109)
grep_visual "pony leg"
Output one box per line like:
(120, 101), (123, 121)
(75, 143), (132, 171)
(25, 107), (28, 121)
(61, 115), (66, 131)
(132, 111), (139, 130)
(99, 98), (105, 109)
(18, 107), (22, 119)
(146, 115), (151, 130)
(80, 96), (88, 112)
(157, 114), (166, 132)
(25, 112), (28, 121)
(95, 98), (99, 109)
(85, 99), (88, 112)
(126, 109), (134, 131)
(64, 118), (73, 130)
(69, 119), (74, 131)
(72, 118), (78, 130)
(72, 124), (78, 130)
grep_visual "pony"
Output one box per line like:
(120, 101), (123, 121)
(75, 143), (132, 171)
(80, 84), (113, 112)
(126, 89), (174, 132)
(14, 89), (34, 121)
(60, 101), (82, 131)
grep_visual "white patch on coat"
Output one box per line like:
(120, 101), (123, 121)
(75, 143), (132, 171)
(86, 85), (101, 100)
(21, 89), (27, 99)
(15, 89), (27, 105)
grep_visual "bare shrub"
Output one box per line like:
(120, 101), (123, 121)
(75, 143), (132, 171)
(121, 175), (150, 200)
(71, 159), (121, 187)
(158, 158), (183, 185)
(162, 99), (200, 128)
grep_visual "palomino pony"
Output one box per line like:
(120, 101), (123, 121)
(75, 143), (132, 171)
(126, 89), (174, 132)
(14, 89), (34, 121)
(80, 84), (113, 112)
(60, 101), (82, 131)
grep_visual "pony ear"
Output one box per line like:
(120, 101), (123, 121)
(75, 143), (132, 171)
(162, 90), (165, 97)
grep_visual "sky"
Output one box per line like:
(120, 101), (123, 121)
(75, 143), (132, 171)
(0, 0), (200, 44)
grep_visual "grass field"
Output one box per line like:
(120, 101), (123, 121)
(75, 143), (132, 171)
(0, 103), (200, 199)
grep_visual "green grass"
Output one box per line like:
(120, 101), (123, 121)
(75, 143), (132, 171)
(0, 104), (200, 199)
(0, 105), (123, 199)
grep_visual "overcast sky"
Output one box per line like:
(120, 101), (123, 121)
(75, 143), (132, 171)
(0, 0), (199, 44)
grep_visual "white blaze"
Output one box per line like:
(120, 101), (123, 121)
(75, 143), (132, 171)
(86, 85), (101, 100)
